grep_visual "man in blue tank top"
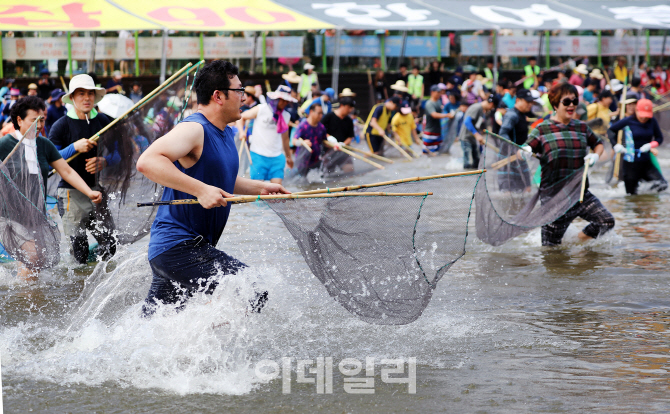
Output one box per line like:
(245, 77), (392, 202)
(136, 61), (289, 316)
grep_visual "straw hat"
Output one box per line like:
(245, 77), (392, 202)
(267, 85), (298, 102)
(589, 68), (604, 80)
(339, 88), (356, 97)
(282, 71), (301, 84)
(63, 74), (106, 105)
(28, 83), (37, 90)
(244, 85), (256, 95)
(390, 80), (408, 92)
(574, 64), (589, 75)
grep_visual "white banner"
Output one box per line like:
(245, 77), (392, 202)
(461, 35), (670, 56)
(1, 36), (304, 60)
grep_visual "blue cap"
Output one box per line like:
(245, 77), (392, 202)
(50, 88), (66, 100)
(324, 87), (335, 98)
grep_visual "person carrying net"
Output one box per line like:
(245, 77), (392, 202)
(608, 98), (667, 195)
(48, 74), (117, 264)
(0, 97), (102, 279)
(136, 60), (289, 317)
(497, 89), (535, 192)
(293, 102), (328, 176)
(518, 83), (614, 246)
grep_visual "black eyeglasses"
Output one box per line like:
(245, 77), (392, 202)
(219, 88), (245, 96)
(561, 97), (579, 107)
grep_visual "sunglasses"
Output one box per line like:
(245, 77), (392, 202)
(561, 97), (579, 107)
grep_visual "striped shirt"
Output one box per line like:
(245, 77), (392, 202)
(526, 118), (602, 191)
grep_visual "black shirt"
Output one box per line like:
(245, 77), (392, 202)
(322, 111), (354, 143)
(0, 133), (62, 198)
(48, 111), (112, 189)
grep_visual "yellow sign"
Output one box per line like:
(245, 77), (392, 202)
(118, 0), (332, 31)
(0, 0), (161, 31)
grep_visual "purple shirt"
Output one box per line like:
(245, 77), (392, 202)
(294, 120), (327, 169)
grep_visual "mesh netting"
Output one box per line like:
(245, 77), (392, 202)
(89, 65), (199, 244)
(285, 145), (379, 183)
(475, 132), (583, 246)
(0, 120), (60, 268)
(265, 172), (482, 325)
(651, 93), (670, 141)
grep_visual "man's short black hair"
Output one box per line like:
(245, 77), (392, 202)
(309, 102), (322, 113)
(194, 60), (239, 105)
(400, 62), (408, 69)
(529, 56), (537, 61)
(339, 97), (355, 107)
(599, 90), (613, 100)
(10, 96), (46, 129)
(413, 65), (420, 71)
(631, 77), (641, 88)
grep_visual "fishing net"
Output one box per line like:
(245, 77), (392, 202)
(475, 132), (584, 246)
(285, 144), (379, 183)
(51, 64), (200, 245)
(265, 171), (482, 325)
(0, 120), (60, 268)
(651, 93), (670, 141)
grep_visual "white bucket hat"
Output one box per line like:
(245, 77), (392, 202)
(63, 74), (106, 105)
(606, 79), (624, 92)
(267, 85), (297, 102)
(303, 63), (315, 71)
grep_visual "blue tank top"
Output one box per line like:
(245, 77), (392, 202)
(148, 113), (239, 260)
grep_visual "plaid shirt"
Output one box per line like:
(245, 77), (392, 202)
(526, 119), (602, 190)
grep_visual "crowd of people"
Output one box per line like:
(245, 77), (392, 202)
(1, 55), (669, 279)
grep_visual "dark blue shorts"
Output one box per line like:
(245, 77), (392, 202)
(143, 235), (260, 316)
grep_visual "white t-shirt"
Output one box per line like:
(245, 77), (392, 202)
(249, 103), (290, 158)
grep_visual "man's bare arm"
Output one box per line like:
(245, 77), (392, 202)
(136, 121), (229, 208)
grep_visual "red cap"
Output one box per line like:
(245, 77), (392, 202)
(636, 98), (653, 118)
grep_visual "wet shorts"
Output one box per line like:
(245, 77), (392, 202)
(250, 152), (286, 181)
(143, 235), (259, 316)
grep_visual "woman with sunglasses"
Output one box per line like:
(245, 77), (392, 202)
(519, 83), (615, 246)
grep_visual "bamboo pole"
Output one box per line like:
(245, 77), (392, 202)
(612, 84), (628, 183)
(60, 76), (68, 92)
(580, 162), (590, 203)
(57, 61), (201, 168)
(342, 144), (394, 163)
(137, 191), (433, 207)
(324, 141), (384, 169)
(653, 101), (670, 112)
(295, 138), (313, 153)
(381, 134), (412, 160)
(2, 117), (41, 164)
(292, 169), (486, 196)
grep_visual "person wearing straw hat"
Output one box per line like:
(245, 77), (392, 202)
(298, 63), (318, 100)
(390, 80), (409, 101)
(339, 88), (356, 98)
(136, 61), (288, 317)
(241, 84), (296, 184)
(49, 74), (117, 265)
(282, 71), (301, 85)
(569, 64), (588, 87)
(27, 83), (38, 97)
(609, 98), (667, 195)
